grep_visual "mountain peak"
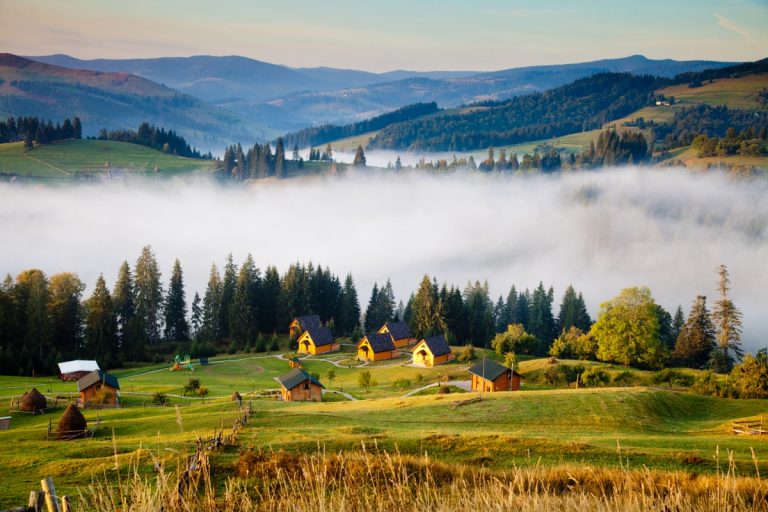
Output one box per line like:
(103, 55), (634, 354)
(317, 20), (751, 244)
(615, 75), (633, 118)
(0, 53), (34, 68)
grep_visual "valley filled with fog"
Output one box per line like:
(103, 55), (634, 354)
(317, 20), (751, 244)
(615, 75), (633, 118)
(1, 167), (766, 349)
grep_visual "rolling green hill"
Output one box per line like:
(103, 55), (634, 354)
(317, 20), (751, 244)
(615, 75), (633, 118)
(0, 54), (271, 152)
(0, 139), (215, 179)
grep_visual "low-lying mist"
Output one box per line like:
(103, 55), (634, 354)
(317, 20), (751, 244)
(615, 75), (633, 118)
(1, 168), (766, 350)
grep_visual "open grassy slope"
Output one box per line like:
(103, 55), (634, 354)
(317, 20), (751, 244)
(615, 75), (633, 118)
(0, 139), (215, 178)
(657, 74), (768, 109)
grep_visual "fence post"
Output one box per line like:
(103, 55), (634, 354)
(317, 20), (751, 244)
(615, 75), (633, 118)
(61, 496), (70, 512)
(28, 490), (45, 512)
(40, 477), (59, 512)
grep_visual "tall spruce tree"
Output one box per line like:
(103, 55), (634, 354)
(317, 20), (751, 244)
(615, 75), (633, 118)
(48, 272), (85, 358)
(275, 138), (286, 179)
(201, 264), (223, 342)
(463, 281), (493, 347)
(219, 254), (238, 340)
(353, 145), (367, 167)
(710, 265), (743, 372)
(337, 274), (361, 336)
(410, 275), (445, 339)
(134, 246), (163, 344)
(190, 292), (202, 339)
(671, 306), (685, 344)
(163, 259), (189, 342)
(259, 266), (281, 334)
(84, 274), (118, 365)
(230, 255), (259, 348)
(113, 261), (141, 360)
(493, 295), (509, 333)
(673, 295), (715, 368)
(363, 283), (380, 333)
(16, 269), (52, 371)
(556, 285), (591, 333)
(528, 282), (555, 353)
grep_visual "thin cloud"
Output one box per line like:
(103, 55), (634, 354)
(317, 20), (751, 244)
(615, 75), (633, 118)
(714, 13), (751, 39)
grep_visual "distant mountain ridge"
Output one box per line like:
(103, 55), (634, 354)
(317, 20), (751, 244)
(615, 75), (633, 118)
(26, 54), (737, 134)
(0, 54), (268, 151)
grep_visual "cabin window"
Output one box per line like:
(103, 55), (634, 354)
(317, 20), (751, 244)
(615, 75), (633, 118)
(303, 381), (309, 390)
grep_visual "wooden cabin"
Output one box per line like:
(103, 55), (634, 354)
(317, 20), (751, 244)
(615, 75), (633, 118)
(58, 360), (100, 381)
(297, 326), (340, 355)
(412, 335), (454, 367)
(77, 370), (120, 408)
(288, 357), (304, 369)
(468, 359), (522, 392)
(377, 322), (417, 348)
(278, 368), (324, 402)
(357, 333), (397, 362)
(289, 314), (322, 339)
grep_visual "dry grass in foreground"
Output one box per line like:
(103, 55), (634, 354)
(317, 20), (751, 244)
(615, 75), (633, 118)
(78, 445), (768, 511)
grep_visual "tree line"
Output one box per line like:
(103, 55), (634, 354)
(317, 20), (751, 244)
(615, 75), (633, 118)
(95, 122), (212, 159)
(0, 116), (82, 146)
(220, 138), (287, 180)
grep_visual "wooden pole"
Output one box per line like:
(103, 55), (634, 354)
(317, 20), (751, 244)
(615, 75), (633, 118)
(61, 496), (70, 512)
(28, 491), (45, 512)
(40, 477), (59, 512)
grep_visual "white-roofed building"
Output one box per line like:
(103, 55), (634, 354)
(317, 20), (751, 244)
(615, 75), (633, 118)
(58, 360), (100, 381)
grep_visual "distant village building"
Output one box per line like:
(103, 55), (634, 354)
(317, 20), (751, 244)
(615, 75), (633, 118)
(297, 326), (340, 355)
(357, 333), (397, 362)
(289, 314), (323, 339)
(278, 368), (324, 402)
(58, 360), (100, 381)
(288, 357), (304, 369)
(377, 322), (417, 348)
(77, 370), (120, 408)
(412, 335), (454, 367)
(468, 359), (522, 392)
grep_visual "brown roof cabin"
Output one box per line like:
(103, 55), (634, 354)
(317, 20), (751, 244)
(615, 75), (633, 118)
(57, 360), (100, 381)
(412, 335), (454, 367)
(377, 322), (417, 348)
(297, 326), (340, 355)
(77, 370), (120, 408)
(278, 368), (324, 402)
(289, 314), (322, 339)
(288, 357), (304, 369)
(468, 359), (522, 392)
(357, 333), (397, 362)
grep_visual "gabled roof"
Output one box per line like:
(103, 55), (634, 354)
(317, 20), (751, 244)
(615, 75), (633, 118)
(468, 359), (512, 382)
(360, 333), (395, 353)
(76, 370), (120, 392)
(302, 326), (334, 346)
(416, 335), (452, 357)
(294, 314), (322, 331)
(278, 368), (325, 390)
(58, 360), (100, 374)
(382, 322), (413, 340)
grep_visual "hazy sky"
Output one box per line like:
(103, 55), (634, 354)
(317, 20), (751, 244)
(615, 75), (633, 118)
(1, 0), (766, 71)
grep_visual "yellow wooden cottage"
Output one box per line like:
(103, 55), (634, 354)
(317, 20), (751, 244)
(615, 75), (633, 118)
(377, 322), (417, 348)
(468, 359), (522, 392)
(289, 314), (322, 340)
(297, 326), (340, 355)
(412, 335), (454, 367)
(357, 333), (397, 362)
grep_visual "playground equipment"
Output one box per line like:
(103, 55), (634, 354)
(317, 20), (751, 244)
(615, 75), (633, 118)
(171, 354), (194, 372)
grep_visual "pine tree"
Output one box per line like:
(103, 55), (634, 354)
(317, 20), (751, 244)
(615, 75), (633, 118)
(113, 261), (141, 359)
(163, 259), (189, 342)
(442, 286), (466, 343)
(673, 296), (715, 368)
(259, 266), (281, 333)
(410, 276), (445, 339)
(230, 255), (259, 348)
(337, 274), (361, 336)
(353, 145), (366, 167)
(84, 275), (118, 364)
(219, 254), (237, 339)
(463, 281), (493, 347)
(16, 269), (52, 370)
(201, 264), (223, 342)
(363, 283), (379, 332)
(710, 264), (743, 372)
(556, 285), (591, 333)
(191, 292), (202, 339)
(47, 272), (85, 358)
(528, 282), (555, 353)
(292, 144), (300, 161)
(275, 138), (286, 179)
(134, 246), (163, 344)
(671, 305), (685, 342)
(493, 295), (508, 333)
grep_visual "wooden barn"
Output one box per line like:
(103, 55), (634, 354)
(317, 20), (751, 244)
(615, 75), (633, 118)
(297, 326), (340, 355)
(357, 333), (397, 362)
(468, 359), (522, 392)
(288, 357), (304, 369)
(377, 322), (417, 348)
(412, 335), (454, 367)
(77, 370), (120, 408)
(289, 314), (322, 339)
(58, 360), (100, 381)
(278, 368), (324, 402)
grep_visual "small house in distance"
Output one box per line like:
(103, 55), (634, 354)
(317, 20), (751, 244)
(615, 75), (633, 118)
(278, 368), (324, 402)
(468, 359), (522, 392)
(58, 360), (100, 381)
(289, 314), (323, 339)
(77, 370), (120, 408)
(357, 333), (397, 362)
(288, 357), (304, 369)
(297, 326), (340, 355)
(377, 322), (417, 348)
(412, 335), (454, 367)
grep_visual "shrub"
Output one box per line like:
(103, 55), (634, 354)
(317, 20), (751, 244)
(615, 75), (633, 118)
(438, 385), (451, 394)
(269, 334), (280, 352)
(457, 344), (475, 362)
(581, 367), (610, 388)
(152, 392), (169, 405)
(613, 370), (637, 387)
(653, 369), (694, 388)
(183, 378), (201, 396)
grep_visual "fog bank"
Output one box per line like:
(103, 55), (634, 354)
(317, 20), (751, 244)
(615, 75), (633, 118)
(1, 168), (766, 350)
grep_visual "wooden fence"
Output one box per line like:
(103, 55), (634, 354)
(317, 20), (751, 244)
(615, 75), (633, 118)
(732, 416), (767, 435)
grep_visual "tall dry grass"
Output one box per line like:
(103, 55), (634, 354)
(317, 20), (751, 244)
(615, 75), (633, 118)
(77, 444), (768, 511)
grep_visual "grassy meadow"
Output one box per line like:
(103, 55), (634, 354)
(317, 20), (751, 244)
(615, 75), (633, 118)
(1, 343), (768, 508)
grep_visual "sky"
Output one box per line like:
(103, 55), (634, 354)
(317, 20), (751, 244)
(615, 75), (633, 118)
(1, 0), (766, 71)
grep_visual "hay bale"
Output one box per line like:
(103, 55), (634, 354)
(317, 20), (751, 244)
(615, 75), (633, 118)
(19, 387), (47, 412)
(231, 391), (242, 402)
(57, 403), (87, 440)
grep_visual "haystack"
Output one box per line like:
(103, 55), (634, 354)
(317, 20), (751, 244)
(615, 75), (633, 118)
(57, 403), (87, 440)
(231, 391), (242, 402)
(19, 387), (47, 412)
